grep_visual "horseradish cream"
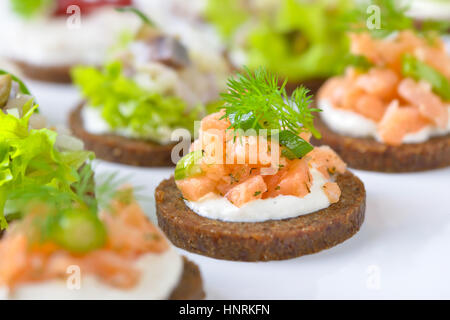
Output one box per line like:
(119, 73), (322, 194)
(318, 99), (450, 144)
(81, 106), (185, 145)
(0, 246), (183, 300)
(185, 168), (331, 222)
(0, 5), (140, 67)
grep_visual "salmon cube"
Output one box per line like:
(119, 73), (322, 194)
(350, 32), (382, 64)
(341, 85), (365, 110)
(263, 167), (287, 199)
(277, 159), (312, 198)
(322, 182), (341, 204)
(225, 175), (267, 207)
(200, 110), (230, 132)
(318, 77), (348, 106)
(378, 101), (430, 146)
(417, 46), (450, 79)
(354, 94), (387, 122)
(355, 68), (399, 100)
(176, 176), (216, 201)
(306, 146), (347, 175)
(398, 78), (448, 129)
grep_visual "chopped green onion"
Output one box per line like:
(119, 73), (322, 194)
(276, 130), (313, 160)
(402, 54), (450, 101)
(174, 150), (203, 180)
(50, 209), (106, 253)
(340, 54), (374, 73)
(0, 69), (33, 96)
(115, 7), (156, 27)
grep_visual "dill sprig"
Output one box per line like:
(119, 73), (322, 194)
(220, 67), (321, 159)
(221, 67), (321, 139)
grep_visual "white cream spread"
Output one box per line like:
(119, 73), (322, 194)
(318, 99), (450, 144)
(81, 106), (189, 145)
(0, 246), (183, 300)
(0, 4), (140, 66)
(406, 0), (450, 20)
(185, 168), (331, 222)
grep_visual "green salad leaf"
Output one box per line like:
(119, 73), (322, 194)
(402, 54), (450, 101)
(115, 7), (156, 27)
(10, 0), (54, 18)
(221, 67), (320, 159)
(0, 106), (93, 229)
(206, 0), (353, 81)
(72, 61), (202, 143)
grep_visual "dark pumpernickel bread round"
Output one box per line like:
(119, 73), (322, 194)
(11, 59), (73, 84)
(169, 257), (205, 300)
(69, 103), (176, 167)
(312, 117), (450, 172)
(155, 172), (366, 262)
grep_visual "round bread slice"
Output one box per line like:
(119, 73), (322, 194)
(312, 117), (450, 172)
(169, 257), (205, 300)
(155, 172), (366, 262)
(69, 103), (176, 167)
(11, 59), (73, 83)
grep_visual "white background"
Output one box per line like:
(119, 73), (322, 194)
(28, 79), (450, 300)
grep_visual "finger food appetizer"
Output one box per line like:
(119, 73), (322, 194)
(315, 1), (450, 172)
(0, 183), (204, 300)
(0, 70), (93, 229)
(0, 0), (141, 83)
(155, 68), (366, 262)
(204, 0), (354, 93)
(70, 11), (229, 167)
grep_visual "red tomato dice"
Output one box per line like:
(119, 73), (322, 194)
(54, 0), (132, 16)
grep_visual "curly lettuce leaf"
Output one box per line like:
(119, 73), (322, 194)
(206, 0), (353, 81)
(0, 106), (93, 228)
(72, 61), (202, 142)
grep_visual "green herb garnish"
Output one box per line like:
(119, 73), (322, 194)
(0, 106), (93, 229)
(72, 61), (202, 143)
(115, 7), (156, 27)
(8, 182), (106, 253)
(206, 0), (354, 81)
(339, 54), (374, 73)
(402, 54), (450, 101)
(174, 150), (204, 181)
(253, 191), (261, 197)
(10, 0), (53, 18)
(0, 70), (33, 96)
(277, 130), (313, 160)
(221, 67), (320, 159)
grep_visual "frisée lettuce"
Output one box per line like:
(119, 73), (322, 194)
(0, 105), (93, 229)
(206, 0), (353, 82)
(72, 61), (203, 143)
